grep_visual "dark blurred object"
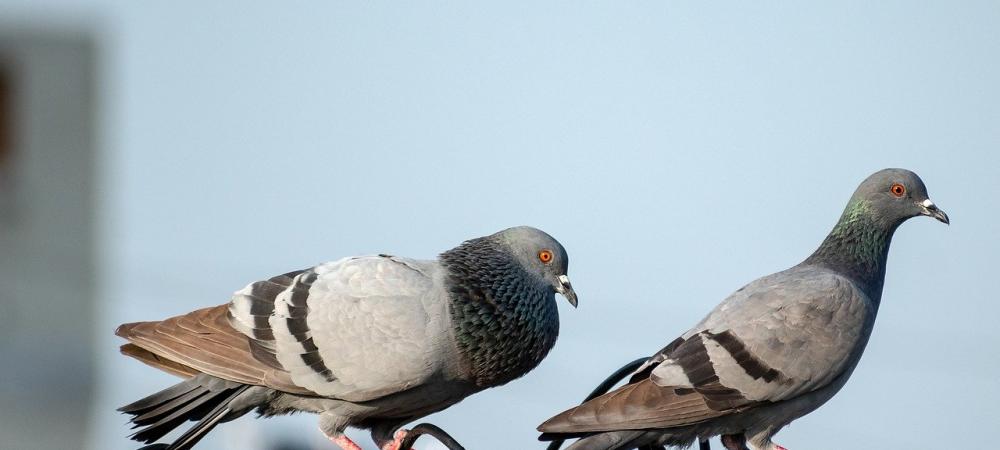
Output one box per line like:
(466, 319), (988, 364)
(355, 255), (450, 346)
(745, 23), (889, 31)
(0, 21), (98, 450)
(0, 53), (12, 220)
(0, 66), (10, 173)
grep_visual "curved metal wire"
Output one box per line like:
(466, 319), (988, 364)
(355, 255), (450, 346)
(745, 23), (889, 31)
(545, 357), (650, 450)
(397, 422), (467, 450)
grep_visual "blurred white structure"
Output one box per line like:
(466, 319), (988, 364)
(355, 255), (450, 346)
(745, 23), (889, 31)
(0, 23), (98, 450)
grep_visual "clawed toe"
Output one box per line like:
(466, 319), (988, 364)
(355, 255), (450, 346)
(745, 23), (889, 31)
(380, 428), (413, 450)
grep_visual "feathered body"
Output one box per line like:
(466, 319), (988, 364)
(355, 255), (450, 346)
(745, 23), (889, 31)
(117, 226), (575, 450)
(538, 169), (948, 450)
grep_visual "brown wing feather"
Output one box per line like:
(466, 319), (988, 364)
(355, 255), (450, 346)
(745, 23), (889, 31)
(116, 304), (313, 395)
(538, 377), (755, 434)
(119, 343), (199, 378)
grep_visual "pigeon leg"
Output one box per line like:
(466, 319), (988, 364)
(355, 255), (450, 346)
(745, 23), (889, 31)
(720, 434), (749, 450)
(382, 428), (420, 450)
(700, 437), (712, 450)
(380, 429), (413, 450)
(746, 425), (786, 450)
(327, 434), (363, 450)
(320, 414), (366, 450)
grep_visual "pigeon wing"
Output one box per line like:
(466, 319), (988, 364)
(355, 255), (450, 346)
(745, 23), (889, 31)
(228, 254), (451, 402)
(120, 254), (451, 402)
(116, 303), (310, 394)
(539, 267), (874, 433)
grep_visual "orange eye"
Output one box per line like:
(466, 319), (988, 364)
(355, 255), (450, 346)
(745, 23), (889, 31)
(890, 183), (906, 197)
(538, 250), (553, 264)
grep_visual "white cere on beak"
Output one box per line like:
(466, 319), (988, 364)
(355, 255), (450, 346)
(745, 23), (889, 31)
(558, 275), (570, 285)
(922, 199), (935, 208)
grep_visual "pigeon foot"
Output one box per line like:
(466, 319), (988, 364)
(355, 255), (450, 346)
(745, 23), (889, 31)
(380, 429), (414, 450)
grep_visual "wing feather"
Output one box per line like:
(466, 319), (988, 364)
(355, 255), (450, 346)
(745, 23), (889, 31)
(116, 305), (311, 394)
(119, 255), (449, 403)
(540, 266), (874, 434)
(539, 378), (733, 433)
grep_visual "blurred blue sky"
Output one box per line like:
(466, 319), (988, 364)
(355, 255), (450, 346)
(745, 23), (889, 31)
(3, 2), (998, 449)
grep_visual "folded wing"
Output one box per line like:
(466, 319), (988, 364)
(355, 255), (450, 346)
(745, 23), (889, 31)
(119, 255), (449, 402)
(540, 267), (873, 433)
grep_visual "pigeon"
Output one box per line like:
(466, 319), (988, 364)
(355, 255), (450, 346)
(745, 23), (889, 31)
(537, 169), (949, 450)
(116, 226), (578, 450)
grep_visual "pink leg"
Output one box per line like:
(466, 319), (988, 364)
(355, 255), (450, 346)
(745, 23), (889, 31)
(774, 446), (788, 450)
(326, 432), (363, 450)
(380, 429), (413, 450)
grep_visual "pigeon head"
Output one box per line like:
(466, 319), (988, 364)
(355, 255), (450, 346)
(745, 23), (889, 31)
(490, 226), (577, 307)
(848, 168), (949, 227)
(441, 227), (574, 386)
(805, 168), (948, 300)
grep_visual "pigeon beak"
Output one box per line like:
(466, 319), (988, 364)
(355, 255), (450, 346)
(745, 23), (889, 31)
(919, 199), (950, 225)
(556, 275), (578, 308)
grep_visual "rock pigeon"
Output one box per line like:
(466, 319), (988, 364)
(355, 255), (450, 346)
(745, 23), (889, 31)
(116, 226), (578, 450)
(537, 169), (948, 450)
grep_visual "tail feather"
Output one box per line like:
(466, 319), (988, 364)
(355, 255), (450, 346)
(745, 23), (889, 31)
(129, 389), (218, 444)
(120, 375), (250, 448)
(563, 431), (649, 450)
(120, 381), (199, 414)
(159, 387), (247, 450)
(132, 389), (208, 426)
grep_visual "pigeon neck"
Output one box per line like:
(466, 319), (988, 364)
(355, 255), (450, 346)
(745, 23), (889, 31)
(804, 200), (897, 302)
(439, 239), (560, 388)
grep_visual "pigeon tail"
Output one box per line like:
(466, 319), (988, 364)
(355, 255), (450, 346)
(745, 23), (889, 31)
(561, 431), (650, 450)
(119, 375), (250, 449)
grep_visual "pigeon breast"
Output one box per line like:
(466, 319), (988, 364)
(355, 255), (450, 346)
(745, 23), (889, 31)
(441, 238), (561, 388)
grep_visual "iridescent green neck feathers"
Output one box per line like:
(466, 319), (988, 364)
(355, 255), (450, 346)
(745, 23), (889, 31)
(804, 200), (897, 301)
(440, 238), (560, 388)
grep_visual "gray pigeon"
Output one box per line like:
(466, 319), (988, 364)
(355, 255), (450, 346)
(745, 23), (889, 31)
(116, 226), (577, 450)
(538, 169), (948, 450)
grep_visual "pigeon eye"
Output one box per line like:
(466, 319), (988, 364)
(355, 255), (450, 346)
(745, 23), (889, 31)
(538, 250), (553, 264)
(890, 183), (906, 197)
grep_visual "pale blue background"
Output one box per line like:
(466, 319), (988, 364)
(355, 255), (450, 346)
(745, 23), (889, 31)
(5, 2), (1000, 449)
